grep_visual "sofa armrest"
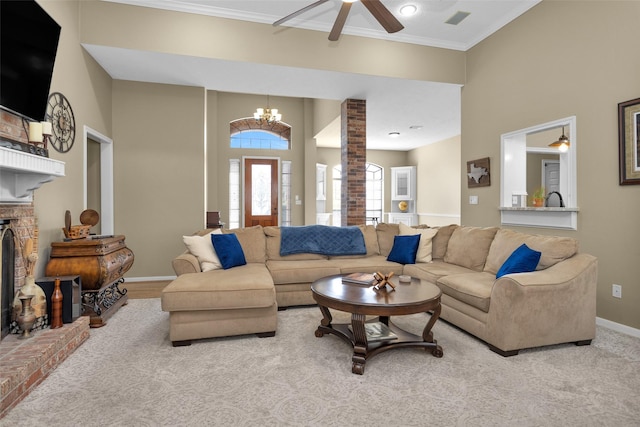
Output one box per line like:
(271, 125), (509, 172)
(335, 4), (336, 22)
(485, 253), (598, 352)
(172, 252), (201, 276)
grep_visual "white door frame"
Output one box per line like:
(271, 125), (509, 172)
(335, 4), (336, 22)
(83, 126), (114, 235)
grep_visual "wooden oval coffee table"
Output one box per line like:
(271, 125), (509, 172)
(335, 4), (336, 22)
(311, 274), (443, 375)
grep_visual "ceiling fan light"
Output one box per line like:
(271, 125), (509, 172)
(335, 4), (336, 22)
(399, 4), (417, 17)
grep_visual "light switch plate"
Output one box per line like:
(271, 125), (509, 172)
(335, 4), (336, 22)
(469, 195), (478, 205)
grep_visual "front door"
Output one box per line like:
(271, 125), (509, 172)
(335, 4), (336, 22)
(244, 158), (279, 227)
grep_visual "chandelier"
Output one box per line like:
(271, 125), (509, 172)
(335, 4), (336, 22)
(254, 96), (282, 124)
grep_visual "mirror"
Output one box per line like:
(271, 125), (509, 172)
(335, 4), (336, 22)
(500, 116), (578, 229)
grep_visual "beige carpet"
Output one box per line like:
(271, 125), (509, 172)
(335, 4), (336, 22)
(3, 299), (640, 426)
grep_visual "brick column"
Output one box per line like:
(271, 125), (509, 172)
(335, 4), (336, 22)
(340, 99), (366, 226)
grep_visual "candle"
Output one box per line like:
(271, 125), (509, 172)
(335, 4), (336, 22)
(41, 121), (52, 135)
(28, 122), (43, 143)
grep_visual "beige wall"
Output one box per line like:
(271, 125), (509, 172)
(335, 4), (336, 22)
(462, 1), (640, 328)
(33, 1), (112, 277)
(112, 81), (206, 277)
(79, 2), (465, 86)
(408, 136), (461, 226)
(208, 92), (309, 227)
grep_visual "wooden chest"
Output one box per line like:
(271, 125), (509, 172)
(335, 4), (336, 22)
(46, 235), (134, 291)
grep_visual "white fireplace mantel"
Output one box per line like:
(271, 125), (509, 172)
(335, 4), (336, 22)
(0, 146), (65, 203)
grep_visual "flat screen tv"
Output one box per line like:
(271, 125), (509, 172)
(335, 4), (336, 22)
(1, 0), (61, 121)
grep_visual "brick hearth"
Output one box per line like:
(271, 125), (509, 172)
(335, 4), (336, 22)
(0, 316), (90, 418)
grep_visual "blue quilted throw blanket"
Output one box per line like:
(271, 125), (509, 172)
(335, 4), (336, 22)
(280, 225), (366, 256)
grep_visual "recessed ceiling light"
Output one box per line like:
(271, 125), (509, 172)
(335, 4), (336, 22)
(409, 125), (423, 130)
(388, 132), (401, 137)
(399, 4), (417, 17)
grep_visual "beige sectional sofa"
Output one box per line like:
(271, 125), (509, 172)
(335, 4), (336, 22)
(161, 223), (598, 356)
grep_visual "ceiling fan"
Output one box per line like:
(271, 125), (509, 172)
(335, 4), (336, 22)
(273, 0), (404, 41)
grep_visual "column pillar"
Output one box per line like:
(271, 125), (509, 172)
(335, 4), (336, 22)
(340, 99), (366, 226)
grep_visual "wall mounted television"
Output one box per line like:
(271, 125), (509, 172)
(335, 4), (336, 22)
(1, 0), (61, 122)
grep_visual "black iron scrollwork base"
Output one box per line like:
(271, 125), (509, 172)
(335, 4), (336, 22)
(82, 278), (128, 325)
(82, 278), (127, 315)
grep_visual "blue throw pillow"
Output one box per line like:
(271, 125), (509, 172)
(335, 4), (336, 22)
(496, 243), (541, 278)
(387, 234), (421, 264)
(211, 233), (246, 270)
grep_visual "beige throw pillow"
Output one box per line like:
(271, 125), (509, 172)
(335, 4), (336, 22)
(443, 226), (499, 271)
(183, 229), (223, 272)
(399, 222), (438, 263)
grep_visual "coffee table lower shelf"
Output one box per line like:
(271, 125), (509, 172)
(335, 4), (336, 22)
(315, 313), (443, 375)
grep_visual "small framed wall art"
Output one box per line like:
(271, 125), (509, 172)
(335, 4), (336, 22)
(467, 157), (491, 188)
(618, 97), (640, 185)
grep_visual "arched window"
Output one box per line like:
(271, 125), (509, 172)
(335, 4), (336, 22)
(230, 118), (291, 150)
(332, 163), (383, 226)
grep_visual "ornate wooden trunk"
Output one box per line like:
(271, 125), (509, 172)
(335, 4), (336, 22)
(45, 235), (134, 327)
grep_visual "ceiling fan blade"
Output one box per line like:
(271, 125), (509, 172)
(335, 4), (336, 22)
(328, 2), (352, 41)
(361, 0), (404, 34)
(273, 0), (330, 27)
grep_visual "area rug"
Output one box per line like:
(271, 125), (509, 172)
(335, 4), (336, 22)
(3, 299), (640, 426)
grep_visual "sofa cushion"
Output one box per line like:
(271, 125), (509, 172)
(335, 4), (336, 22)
(437, 272), (496, 313)
(376, 223), (400, 256)
(403, 260), (475, 284)
(329, 224), (380, 259)
(182, 229), (223, 272)
(223, 225), (267, 263)
(161, 264), (275, 312)
(330, 255), (405, 275)
(264, 226), (327, 261)
(444, 226), (498, 271)
(496, 244), (541, 278)
(266, 259), (341, 285)
(399, 222), (438, 263)
(211, 233), (247, 270)
(483, 228), (579, 274)
(387, 234), (421, 264)
(431, 224), (459, 260)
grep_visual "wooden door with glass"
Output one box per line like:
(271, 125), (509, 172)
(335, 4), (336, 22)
(244, 158), (279, 227)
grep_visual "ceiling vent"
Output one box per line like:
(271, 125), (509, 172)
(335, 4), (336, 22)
(445, 11), (471, 25)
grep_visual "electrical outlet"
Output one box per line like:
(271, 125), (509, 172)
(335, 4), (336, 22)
(612, 284), (622, 299)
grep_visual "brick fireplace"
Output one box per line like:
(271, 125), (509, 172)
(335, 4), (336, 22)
(0, 111), (87, 419)
(0, 110), (44, 337)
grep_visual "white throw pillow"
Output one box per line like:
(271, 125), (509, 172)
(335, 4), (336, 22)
(182, 229), (223, 271)
(399, 223), (438, 263)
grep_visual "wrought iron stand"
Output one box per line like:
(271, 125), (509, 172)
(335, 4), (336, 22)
(82, 278), (128, 328)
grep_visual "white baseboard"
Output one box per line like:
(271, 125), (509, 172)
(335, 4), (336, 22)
(596, 317), (640, 338)
(125, 276), (176, 283)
